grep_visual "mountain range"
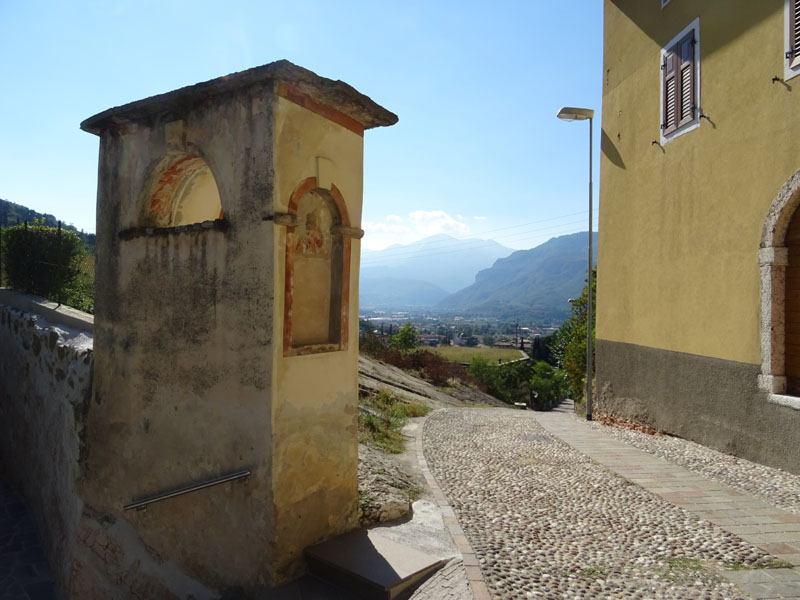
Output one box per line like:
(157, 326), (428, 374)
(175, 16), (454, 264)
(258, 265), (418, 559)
(359, 231), (596, 323)
(437, 231), (597, 322)
(360, 234), (513, 294)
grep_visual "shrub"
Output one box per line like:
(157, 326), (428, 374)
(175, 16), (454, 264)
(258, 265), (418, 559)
(360, 333), (476, 388)
(1, 221), (90, 309)
(468, 356), (533, 404)
(361, 332), (390, 358)
(550, 266), (596, 402)
(529, 361), (568, 411)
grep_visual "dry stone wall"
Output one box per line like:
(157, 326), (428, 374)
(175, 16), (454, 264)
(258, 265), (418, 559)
(0, 295), (92, 594)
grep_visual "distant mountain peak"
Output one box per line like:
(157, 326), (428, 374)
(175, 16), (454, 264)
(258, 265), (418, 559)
(360, 234), (514, 297)
(436, 231), (597, 322)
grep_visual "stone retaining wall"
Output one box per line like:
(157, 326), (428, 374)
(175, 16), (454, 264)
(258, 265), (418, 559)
(0, 291), (216, 599)
(0, 291), (93, 594)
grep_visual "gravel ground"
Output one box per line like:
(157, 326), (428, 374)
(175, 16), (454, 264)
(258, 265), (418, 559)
(423, 408), (779, 599)
(587, 417), (800, 516)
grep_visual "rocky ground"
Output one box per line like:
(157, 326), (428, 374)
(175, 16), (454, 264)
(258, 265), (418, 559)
(358, 355), (505, 410)
(357, 354), (502, 527)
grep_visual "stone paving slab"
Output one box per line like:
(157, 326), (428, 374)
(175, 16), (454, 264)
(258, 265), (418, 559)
(534, 403), (800, 599)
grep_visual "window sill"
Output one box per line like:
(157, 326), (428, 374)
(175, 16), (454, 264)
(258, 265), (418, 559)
(767, 393), (800, 410)
(118, 219), (228, 240)
(660, 119), (700, 146)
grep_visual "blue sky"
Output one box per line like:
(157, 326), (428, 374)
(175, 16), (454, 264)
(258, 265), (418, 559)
(0, 1), (602, 250)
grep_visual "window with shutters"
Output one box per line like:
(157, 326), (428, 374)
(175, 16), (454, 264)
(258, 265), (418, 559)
(786, 0), (800, 81)
(660, 19), (700, 144)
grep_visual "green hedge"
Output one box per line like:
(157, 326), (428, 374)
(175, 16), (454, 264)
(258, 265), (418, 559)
(1, 221), (92, 311)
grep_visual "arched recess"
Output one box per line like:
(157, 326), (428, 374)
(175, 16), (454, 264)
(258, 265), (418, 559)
(759, 168), (800, 409)
(283, 177), (355, 356)
(144, 154), (223, 227)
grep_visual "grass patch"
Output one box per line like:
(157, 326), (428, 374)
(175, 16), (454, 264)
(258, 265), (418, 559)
(763, 558), (794, 569)
(581, 567), (605, 578)
(430, 345), (525, 363)
(661, 557), (705, 583)
(359, 390), (431, 454)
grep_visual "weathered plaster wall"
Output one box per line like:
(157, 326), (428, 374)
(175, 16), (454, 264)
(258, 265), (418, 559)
(87, 83), (277, 593)
(599, 0), (798, 364)
(0, 292), (218, 599)
(596, 339), (800, 474)
(269, 96), (363, 581)
(0, 295), (92, 594)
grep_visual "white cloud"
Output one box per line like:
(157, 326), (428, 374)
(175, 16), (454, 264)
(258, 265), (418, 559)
(473, 215), (488, 221)
(362, 209), (471, 251)
(457, 214), (465, 220)
(408, 210), (470, 238)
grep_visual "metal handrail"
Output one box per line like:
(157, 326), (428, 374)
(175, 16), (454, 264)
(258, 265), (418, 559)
(124, 468), (251, 511)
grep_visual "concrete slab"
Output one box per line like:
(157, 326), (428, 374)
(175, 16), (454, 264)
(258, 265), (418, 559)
(305, 529), (448, 600)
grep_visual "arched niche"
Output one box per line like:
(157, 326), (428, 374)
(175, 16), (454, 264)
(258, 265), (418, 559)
(144, 154), (223, 227)
(283, 178), (353, 355)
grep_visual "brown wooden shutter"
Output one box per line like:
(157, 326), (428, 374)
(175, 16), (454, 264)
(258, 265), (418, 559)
(790, 0), (800, 68)
(662, 44), (678, 135)
(677, 30), (696, 128)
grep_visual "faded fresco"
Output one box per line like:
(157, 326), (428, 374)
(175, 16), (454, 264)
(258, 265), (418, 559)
(290, 189), (340, 347)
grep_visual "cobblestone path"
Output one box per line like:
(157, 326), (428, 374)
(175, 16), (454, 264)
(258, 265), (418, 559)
(423, 408), (783, 599)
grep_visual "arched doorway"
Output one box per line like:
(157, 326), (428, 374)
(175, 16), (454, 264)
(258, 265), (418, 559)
(786, 207), (800, 395)
(759, 169), (800, 407)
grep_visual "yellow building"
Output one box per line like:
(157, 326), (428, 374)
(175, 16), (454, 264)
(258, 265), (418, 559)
(598, 0), (800, 472)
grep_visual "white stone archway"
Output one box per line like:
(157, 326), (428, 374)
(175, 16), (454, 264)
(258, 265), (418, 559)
(759, 169), (800, 410)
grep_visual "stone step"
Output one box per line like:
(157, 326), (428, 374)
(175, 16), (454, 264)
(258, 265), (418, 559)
(305, 529), (448, 600)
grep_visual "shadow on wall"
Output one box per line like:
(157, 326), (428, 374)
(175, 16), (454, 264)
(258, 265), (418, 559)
(610, 0), (778, 58)
(601, 129), (626, 170)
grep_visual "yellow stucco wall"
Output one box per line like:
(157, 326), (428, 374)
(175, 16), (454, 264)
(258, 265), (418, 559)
(599, 0), (800, 364)
(270, 95), (363, 578)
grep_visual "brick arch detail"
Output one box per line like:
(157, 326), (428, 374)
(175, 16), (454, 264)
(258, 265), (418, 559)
(142, 152), (224, 227)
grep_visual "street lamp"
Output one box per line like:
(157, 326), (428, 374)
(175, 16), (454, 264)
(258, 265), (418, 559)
(557, 106), (594, 421)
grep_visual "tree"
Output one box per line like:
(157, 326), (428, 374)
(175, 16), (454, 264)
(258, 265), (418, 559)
(530, 334), (555, 365)
(1, 220), (89, 308)
(482, 334), (496, 347)
(550, 266), (596, 402)
(529, 361), (568, 411)
(390, 321), (418, 351)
